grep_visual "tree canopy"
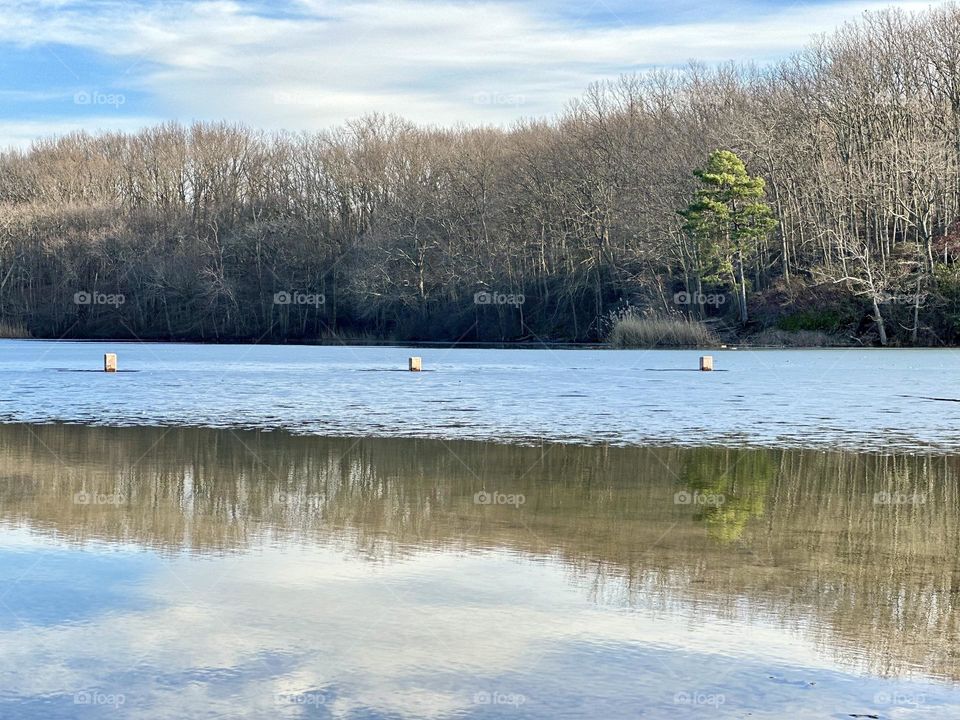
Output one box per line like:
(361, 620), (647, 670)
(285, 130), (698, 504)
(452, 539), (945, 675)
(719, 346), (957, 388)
(1, 4), (960, 345)
(680, 150), (776, 324)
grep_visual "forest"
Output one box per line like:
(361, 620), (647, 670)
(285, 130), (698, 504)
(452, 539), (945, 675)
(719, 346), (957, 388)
(1, 3), (959, 345)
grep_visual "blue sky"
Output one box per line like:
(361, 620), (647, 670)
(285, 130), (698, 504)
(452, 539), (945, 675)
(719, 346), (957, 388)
(0, 0), (938, 147)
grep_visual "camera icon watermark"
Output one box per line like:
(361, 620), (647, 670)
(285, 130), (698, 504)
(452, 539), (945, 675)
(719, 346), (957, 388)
(275, 692), (326, 707)
(473, 92), (525, 107)
(473, 691), (526, 707)
(273, 291), (325, 307)
(474, 291), (524, 306)
(474, 490), (525, 508)
(873, 691), (926, 707)
(673, 691), (725, 707)
(877, 291), (927, 306)
(272, 91), (324, 107)
(674, 291), (726, 307)
(74, 291), (125, 307)
(674, 490), (725, 507)
(74, 691), (125, 708)
(276, 492), (323, 506)
(873, 491), (926, 506)
(73, 491), (126, 506)
(73, 90), (125, 108)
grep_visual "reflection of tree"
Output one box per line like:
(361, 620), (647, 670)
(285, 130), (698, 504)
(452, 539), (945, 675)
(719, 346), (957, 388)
(0, 424), (958, 680)
(680, 449), (772, 543)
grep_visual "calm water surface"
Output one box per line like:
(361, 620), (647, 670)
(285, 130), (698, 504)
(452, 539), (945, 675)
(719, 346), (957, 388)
(0, 424), (958, 718)
(0, 340), (959, 452)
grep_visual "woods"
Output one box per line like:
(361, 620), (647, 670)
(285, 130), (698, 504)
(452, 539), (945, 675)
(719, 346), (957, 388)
(1, 3), (960, 345)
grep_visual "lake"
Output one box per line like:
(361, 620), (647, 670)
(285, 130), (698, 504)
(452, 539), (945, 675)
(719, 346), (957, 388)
(0, 341), (958, 718)
(0, 340), (959, 452)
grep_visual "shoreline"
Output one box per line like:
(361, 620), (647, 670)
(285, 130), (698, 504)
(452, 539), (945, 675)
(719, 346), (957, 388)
(3, 419), (954, 459)
(0, 336), (938, 350)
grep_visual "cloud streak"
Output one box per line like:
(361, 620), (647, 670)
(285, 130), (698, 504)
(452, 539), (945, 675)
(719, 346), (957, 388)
(0, 0), (941, 145)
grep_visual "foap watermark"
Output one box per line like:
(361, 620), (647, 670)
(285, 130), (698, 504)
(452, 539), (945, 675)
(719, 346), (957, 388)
(73, 90), (125, 108)
(673, 691), (725, 707)
(74, 691), (125, 708)
(74, 291), (125, 307)
(74, 491), (126, 506)
(277, 492), (323, 506)
(474, 291), (524, 306)
(674, 490), (725, 507)
(274, 291), (325, 307)
(272, 91), (325, 107)
(474, 490), (525, 508)
(473, 691), (526, 708)
(275, 692), (326, 707)
(878, 291), (928, 306)
(873, 491), (926, 506)
(473, 92), (525, 107)
(873, 691), (926, 707)
(674, 291), (726, 307)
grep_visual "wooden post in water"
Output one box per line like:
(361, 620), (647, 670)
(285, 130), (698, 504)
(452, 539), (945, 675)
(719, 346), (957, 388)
(104, 353), (117, 373)
(409, 357), (422, 372)
(699, 355), (713, 372)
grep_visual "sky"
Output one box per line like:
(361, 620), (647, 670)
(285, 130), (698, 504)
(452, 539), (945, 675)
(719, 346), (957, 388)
(0, 0), (941, 147)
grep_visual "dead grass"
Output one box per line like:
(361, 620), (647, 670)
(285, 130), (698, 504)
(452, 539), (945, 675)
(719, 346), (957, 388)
(0, 320), (30, 339)
(608, 314), (719, 348)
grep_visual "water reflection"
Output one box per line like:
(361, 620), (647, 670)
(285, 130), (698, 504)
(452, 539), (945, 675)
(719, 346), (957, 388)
(0, 424), (958, 718)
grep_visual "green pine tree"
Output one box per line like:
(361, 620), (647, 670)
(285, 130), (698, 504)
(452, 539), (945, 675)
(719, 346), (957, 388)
(680, 150), (776, 325)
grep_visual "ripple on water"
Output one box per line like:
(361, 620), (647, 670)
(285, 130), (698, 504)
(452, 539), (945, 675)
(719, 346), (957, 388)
(0, 343), (957, 454)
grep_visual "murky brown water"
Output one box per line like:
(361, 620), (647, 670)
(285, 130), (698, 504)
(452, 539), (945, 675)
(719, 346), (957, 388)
(0, 423), (958, 718)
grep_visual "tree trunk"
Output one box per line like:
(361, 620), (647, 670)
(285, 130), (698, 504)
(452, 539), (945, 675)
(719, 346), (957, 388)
(694, 274), (705, 320)
(871, 296), (888, 346)
(737, 256), (748, 325)
(911, 278), (921, 345)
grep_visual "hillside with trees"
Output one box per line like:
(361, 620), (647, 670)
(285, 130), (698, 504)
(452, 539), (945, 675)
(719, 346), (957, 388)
(1, 4), (960, 345)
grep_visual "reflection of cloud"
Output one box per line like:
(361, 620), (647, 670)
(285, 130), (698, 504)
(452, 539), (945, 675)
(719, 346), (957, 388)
(2, 423), (957, 694)
(0, 536), (869, 719)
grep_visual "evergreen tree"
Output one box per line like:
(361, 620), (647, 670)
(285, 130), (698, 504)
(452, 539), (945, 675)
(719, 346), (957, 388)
(680, 150), (776, 325)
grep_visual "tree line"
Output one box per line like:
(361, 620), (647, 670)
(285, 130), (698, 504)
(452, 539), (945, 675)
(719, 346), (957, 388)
(2, 3), (960, 344)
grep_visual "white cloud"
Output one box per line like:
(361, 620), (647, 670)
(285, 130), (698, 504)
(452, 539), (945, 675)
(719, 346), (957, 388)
(0, 116), (161, 149)
(0, 0), (943, 139)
